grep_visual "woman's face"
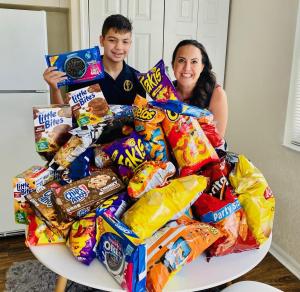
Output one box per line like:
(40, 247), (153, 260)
(172, 44), (204, 89)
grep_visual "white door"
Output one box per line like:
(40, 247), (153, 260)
(163, 0), (199, 79)
(127, 0), (164, 72)
(88, 0), (128, 48)
(88, 0), (164, 72)
(196, 0), (230, 86)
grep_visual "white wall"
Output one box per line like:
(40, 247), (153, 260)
(225, 0), (300, 274)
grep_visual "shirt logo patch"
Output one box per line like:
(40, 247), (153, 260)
(123, 80), (133, 92)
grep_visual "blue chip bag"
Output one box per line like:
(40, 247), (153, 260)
(45, 46), (104, 87)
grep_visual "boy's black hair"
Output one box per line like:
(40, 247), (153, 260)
(102, 14), (132, 36)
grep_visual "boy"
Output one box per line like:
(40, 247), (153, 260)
(43, 14), (145, 105)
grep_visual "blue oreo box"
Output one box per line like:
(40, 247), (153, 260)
(95, 209), (146, 292)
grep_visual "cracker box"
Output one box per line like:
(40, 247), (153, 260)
(13, 165), (54, 224)
(96, 209), (146, 292)
(68, 84), (112, 127)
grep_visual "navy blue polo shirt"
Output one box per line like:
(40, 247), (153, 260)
(67, 61), (146, 105)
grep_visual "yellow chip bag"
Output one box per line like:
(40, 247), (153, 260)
(122, 175), (207, 240)
(229, 155), (275, 244)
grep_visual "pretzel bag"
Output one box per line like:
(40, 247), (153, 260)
(146, 217), (221, 292)
(122, 175), (207, 240)
(229, 155), (275, 244)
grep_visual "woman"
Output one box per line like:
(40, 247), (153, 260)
(172, 40), (228, 137)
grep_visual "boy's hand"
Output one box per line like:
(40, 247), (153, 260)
(43, 67), (67, 89)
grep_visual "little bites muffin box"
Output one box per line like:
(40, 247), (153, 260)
(33, 105), (73, 159)
(67, 84), (112, 127)
(13, 165), (54, 224)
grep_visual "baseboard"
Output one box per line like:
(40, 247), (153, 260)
(270, 242), (300, 279)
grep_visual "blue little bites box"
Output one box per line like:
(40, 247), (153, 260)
(46, 46), (105, 87)
(95, 209), (146, 292)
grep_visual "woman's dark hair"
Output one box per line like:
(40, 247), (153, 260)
(172, 39), (216, 109)
(102, 14), (132, 36)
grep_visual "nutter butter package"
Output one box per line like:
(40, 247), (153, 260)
(95, 209), (146, 292)
(52, 169), (125, 222)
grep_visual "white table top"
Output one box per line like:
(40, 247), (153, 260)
(28, 235), (271, 291)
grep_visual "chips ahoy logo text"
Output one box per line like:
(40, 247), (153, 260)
(38, 190), (53, 207)
(201, 199), (241, 223)
(64, 184), (89, 205)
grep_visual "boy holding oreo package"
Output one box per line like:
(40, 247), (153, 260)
(43, 14), (145, 105)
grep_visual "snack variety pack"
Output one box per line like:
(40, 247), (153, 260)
(13, 51), (276, 292)
(45, 46), (105, 87)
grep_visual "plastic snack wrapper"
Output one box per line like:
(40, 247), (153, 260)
(26, 181), (73, 238)
(229, 155), (275, 244)
(146, 217), (221, 292)
(49, 124), (104, 170)
(33, 105), (73, 161)
(94, 145), (113, 169)
(149, 99), (210, 118)
(122, 175), (207, 241)
(137, 59), (179, 101)
(67, 84), (112, 126)
(25, 214), (65, 246)
(13, 166), (55, 224)
(127, 161), (176, 199)
(96, 192), (131, 218)
(133, 95), (169, 161)
(45, 46), (104, 87)
(162, 112), (219, 176)
(67, 212), (97, 265)
(52, 169), (125, 222)
(192, 189), (258, 257)
(59, 148), (94, 185)
(96, 209), (146, 292)
(103, 131), (147, 171)
(96, 105), (134, 144)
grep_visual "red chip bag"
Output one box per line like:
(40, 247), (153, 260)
(192, 189), (258, 257)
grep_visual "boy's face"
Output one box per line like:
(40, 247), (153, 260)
(100, 28), (132, 63)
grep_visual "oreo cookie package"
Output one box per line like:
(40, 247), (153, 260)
(96, 209), (146, 292)
(46, 46), (104, 87)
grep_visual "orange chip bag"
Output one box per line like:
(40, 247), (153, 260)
(229, 155), (275, 244)
(133, 95), (169, 161)
(162, 112), (219, 176)
(146, 217), (221, 292)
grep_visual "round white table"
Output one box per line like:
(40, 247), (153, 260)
(28, 235), (272, 291)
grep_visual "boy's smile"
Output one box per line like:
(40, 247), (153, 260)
(100, 28), (132, 63)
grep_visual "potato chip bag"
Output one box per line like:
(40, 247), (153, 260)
(133, 95), (169, 161)
(127, 161), (176, 199)
(67, 212), (97, 265)
(162, 112), (219, 176)
(229, 155), (275, 244)
(122, 175), (207, 240)
(146, 217), (221, 292)
(192, 189), (258, 257)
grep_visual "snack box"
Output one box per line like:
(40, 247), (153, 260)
(96, 209), (146, 292)
(13, 165), (54, 224)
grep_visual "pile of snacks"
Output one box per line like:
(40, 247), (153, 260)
(13, 57), (275, 292)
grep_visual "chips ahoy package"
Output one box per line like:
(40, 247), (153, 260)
(46, 46), (104, 87)
(95, 209), (146, 292)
